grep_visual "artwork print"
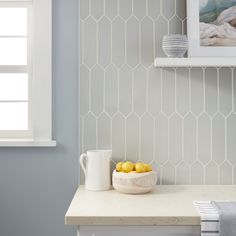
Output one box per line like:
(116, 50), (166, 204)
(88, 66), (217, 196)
(200, 0), (236, 46)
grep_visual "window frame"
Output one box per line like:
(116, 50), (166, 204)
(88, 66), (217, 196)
(0, 0), (56, 147)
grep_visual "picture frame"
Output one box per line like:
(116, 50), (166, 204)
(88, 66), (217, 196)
(187, 0), (236, 57)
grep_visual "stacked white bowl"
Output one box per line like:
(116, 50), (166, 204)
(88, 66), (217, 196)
(162, 34), (188, 58)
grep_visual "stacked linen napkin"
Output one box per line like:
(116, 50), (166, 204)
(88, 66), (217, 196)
(194, 201), (236, 236)
(194, 201), (219, 236)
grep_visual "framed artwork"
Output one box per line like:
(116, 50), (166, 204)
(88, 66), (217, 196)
(187, 0), (236, 57)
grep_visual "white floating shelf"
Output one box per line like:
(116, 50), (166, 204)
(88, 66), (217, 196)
(154, 57), (236, 68)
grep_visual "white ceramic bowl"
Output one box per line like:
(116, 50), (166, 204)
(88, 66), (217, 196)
(112, 170), (157, 194)
(162, 34), (188, 58)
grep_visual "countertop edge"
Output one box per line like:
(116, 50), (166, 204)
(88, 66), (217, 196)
(65, 216), (201, 226)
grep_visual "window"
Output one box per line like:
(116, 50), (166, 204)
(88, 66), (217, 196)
(0, 0), (55, 147)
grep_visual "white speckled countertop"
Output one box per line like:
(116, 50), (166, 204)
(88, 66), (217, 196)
(65, 185), (236, 226)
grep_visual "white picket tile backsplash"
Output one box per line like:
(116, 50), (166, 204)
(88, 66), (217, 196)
(79, 0), (236, 184)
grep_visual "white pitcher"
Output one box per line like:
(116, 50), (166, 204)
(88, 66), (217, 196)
(80, 150), (112, 191)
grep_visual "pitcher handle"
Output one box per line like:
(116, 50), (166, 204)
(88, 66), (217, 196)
(79, 153), (87, 177)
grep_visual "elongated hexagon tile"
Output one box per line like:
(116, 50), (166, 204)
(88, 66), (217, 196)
(219, 68), (233, 116)
(205, 162), (219, 185)
(198, 113), (211, 165)
(105, 0), (118, 20)
(119, 65), (132, 116)
(140, 114), (154, 163)
(162, 162), (175, 185)
(112, 113), (125, 160)
(162, 68), (175, 117)
(191, 162), (204, 185)
(162, 0), (175, 19)
(219, 161), (232, 185)
(126, 16), (140, 67)
(98, 113), (111, 149)
(155, 114), (168, 165)
(227, 114), (236, 165)
(147, 67), (161, 116)
(169, 16), (182, 35)
(212, 114), (225, 165)
(80, 65), (90, 116)
(112, 17), (125, 68)
(190, 68), (204, 117)
(141, 17), (154, 67)
(80, 0), (90, 20)
(105, 65), (118, 116)
(205, 68), (218, 117)
(155, 16), (168, 57)
(91, 65), (104, 116)
(169, 114), (182, 165)
(176, 162), (190, 185)
(83, 113), (97, 151)
(119, 0), (132, 20)
(98, 17), (111, 67)
(147, 0), (160, 19)
(184, 113), (197, 164)
(133, 65), (147, 116)
(83, 17), (97, 68)
(91, 0), (104, 20)
(176, 0), (186, 20)
(176, 68), (190, 117)
(126, 114), (140, 162)
(133, 0), (147, 20)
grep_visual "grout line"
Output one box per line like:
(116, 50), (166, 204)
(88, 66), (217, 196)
(88, 68), (91, 112)
(139, 117), (141, 161)
(224, 116), (227, 163)
(95, 116), (98, 149)
(160, 68), (163, 112)
(153, 116), (156, 163)
(131, 67), (134, 113)
(103, 69), (106, 113)
(124, 116), (127, 160)
(182, 117), (184, 163)
(188, 68), (191, 112)
(174, 68), (177, 114)
(203, 67), (206, 113)
(145, 69), (148, 113)
(111, 116), (113, 155)
(217, 68), (220, 112)
(210, 114), (213, 161)
(96, 21), (98, 65)
(139, 14), (141, 65)
(231, 68), (234, 113)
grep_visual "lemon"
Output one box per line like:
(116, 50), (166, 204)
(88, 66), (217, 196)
(135, 163), (146, 173)
(129, 171), (137, 174)
(122, 161), (135, 173)
(116, 162), (124, 172)
(144, 163), (152, 172)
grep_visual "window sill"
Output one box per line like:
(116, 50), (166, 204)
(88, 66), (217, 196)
(0, 139), (57, 147)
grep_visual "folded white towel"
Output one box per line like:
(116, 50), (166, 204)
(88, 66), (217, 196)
(194, 201), (219, 236)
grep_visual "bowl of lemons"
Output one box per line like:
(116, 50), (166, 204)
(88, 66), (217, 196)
(112, 161), (157, 194)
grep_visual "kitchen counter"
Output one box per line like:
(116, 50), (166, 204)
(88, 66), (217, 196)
(65, 185), (236, 226)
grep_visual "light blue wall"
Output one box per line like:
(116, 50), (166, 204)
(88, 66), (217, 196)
(0, 0), (78, 236)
